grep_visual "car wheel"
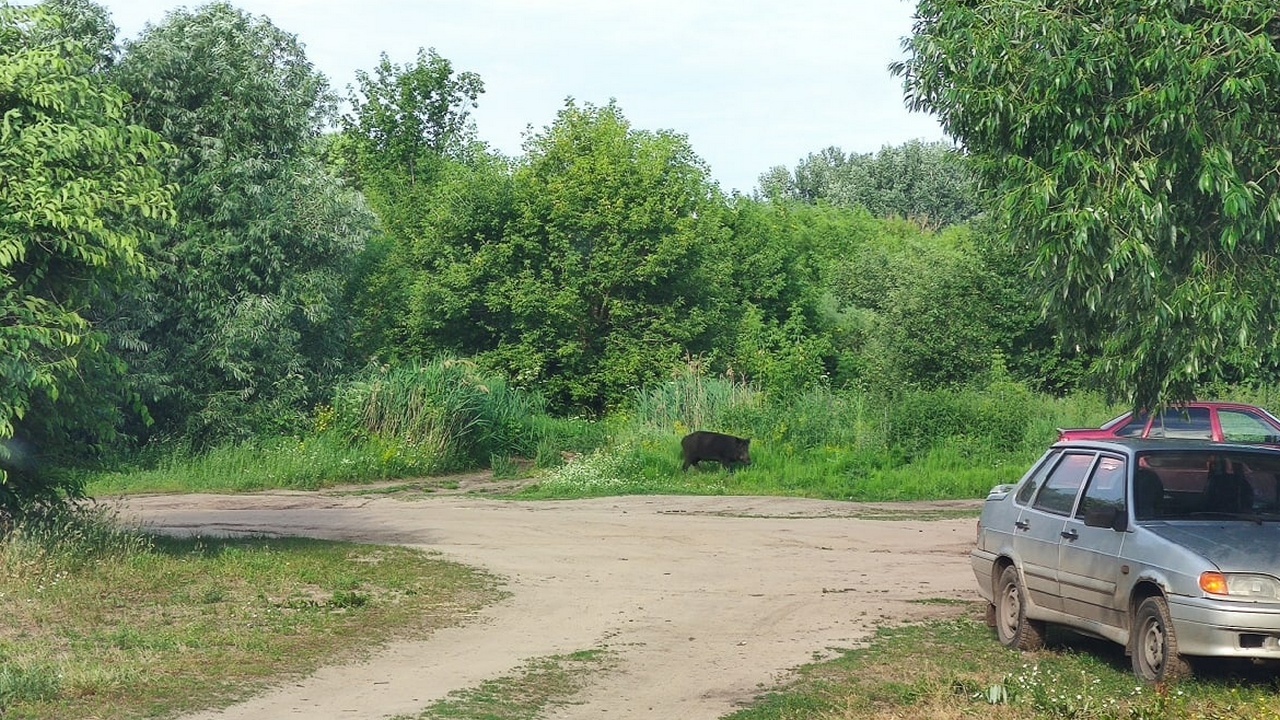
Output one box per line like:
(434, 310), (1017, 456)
(995, 565), (1045, 651)
(1131, 596), (1192, 682)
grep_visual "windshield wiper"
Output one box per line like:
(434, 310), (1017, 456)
(1183, 511), (1270, 524)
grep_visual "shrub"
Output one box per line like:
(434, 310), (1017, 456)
(332, 358), (547, 472)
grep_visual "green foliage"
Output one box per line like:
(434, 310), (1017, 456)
(727, 613), (1280, 720)
(333, 358), (547, 473)
(895, 0), (1280, 409)
(807, 213), (1013, 391)
(887, 381), (1034, 459)
(0, 3), (174, 519)
(625, 363), (762, 439)
(86, 432), (428, 494)
(537, 369), (1091, 504)
(758, 140), (981, 229)
(475, 100), (731, 412)
(111, 2), (371, 445)
(32, 0), (117, 72)
(342, 47), (483, 178)
(339, 48), (506, 363)
(720, 199), (835, 395)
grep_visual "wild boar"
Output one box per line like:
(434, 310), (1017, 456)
(681, 431), (751, 471)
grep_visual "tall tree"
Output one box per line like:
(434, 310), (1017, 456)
(757, 140), (980, 229)
(482, 101), (729, 412)
(0, 3), (173, 516)
(340, 47), (491, 360)
(33, 0), (117, 71)
(112, 2), (369, 445)
(894, 0), (1280, 407)
(719, 199), (835, 395)
(343, 47), (483, 185)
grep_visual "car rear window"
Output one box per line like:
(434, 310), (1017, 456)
(1115, 412), (1149, 437)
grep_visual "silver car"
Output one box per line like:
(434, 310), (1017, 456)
(973, 438), (1280, 681)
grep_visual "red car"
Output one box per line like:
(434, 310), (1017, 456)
(1057, 402), (1280, 444)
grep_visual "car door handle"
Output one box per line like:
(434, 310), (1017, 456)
(1061, 528), (1079, 541)
(1014, 520), (1030, 531)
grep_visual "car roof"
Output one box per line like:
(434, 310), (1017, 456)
(1051, 437), (1280, 454)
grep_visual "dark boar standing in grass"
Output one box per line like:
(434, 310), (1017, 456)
(681, 431), (751, 471)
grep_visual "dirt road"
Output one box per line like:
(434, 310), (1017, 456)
(115, 486), (984, 720)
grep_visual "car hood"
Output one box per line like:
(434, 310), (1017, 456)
(1146, 523), (1280, 573)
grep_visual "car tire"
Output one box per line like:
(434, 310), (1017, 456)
(1131, 595), (1192, 682)
(995, 565), (1046, 651)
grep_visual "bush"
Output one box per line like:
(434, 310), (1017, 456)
(332, 358), (547, 472)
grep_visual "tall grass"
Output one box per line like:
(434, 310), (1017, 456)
(88, 357), (1141, 501)
(88, 358), (571, 496)
(627, 366), (764, 437)
(524, 373), (1124, 501)
(334, 358), (547, 472)
(87, 433), (419, 495)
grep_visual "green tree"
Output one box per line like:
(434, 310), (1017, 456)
(340, 48), (489, 360)
(894, 0), (1280, 408)
(490, 100), (730, 412)
(343, 48), (483, 183)
(112, 2), (370, 445)
(720, 199), (835, 395)
(0, 3), (173, 515)
(33, 0), (117, 71)
(758, 141), (980, 229)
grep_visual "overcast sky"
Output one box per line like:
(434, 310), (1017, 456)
(92, 0), (949, 195)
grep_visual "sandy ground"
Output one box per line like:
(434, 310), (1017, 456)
(113, 481), (985, 720)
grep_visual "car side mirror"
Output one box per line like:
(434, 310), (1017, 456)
(1083, 506), (1127, 532)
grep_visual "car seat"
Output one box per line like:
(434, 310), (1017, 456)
(1133, 468), (1164, 519)
(1205, 464), (1253, 514)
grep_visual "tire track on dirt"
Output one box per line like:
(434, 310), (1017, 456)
(115, 493), (983, 719)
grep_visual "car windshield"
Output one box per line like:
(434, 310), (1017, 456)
(1134, 449), (1280, 521)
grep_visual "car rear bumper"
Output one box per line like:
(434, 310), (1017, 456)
(971, 548), (996, 603)
(1170, 595), (1280, 658)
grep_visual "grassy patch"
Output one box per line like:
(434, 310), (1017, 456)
(514, 438), (1035, 503)
(729, 604), (1280, 720)
(84, 432), (436, 495)
(0, 511), (503, 720)
(396, 647), (616, 720)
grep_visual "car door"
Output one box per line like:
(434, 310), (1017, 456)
(1057, 453), (1128, 629)
(1014, 451), (1097, 612)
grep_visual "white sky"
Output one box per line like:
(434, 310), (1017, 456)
(93, 0), (949, 195)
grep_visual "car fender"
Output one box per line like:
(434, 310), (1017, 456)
(1121, 565), (1179, 614)
(971, 542), (1029, 605)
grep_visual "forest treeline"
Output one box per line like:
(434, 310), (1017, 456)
(5, 0), (1276, 518)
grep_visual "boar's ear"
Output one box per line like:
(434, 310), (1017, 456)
(743, 438), (751, 447)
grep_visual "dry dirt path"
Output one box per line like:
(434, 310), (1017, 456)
(114, 488), (984, 720)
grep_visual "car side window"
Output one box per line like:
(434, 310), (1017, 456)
(1148, 407), (1212, 439)
(1032, 452), (1096, 515)
(1076, 455), (1127, 519)
(1015, 450), (1061, 505)
(1115, 412), (1149, 438)
(1219, 410), (1277, 443)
